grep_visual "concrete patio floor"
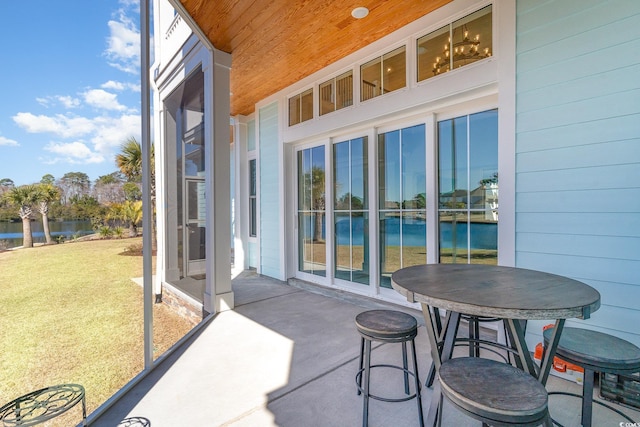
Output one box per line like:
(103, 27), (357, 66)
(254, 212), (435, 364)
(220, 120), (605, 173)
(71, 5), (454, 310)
(92, 270), (639, 426)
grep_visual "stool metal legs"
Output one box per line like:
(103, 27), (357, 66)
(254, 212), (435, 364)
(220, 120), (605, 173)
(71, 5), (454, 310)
(362, 338), (371, 427)
(356, 336), (423, 427)
(582, 368), (594, 427)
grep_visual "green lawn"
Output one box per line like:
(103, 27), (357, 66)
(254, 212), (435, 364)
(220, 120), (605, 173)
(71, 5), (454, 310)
(0, 238), (193, 422)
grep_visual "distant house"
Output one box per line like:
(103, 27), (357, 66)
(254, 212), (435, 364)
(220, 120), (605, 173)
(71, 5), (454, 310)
(150, 0), (640, 348)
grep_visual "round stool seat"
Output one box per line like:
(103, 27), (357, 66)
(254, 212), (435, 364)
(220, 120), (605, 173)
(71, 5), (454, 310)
(439, 357), (549, 425)
(543, 327), (640, 372)
(355, 309), (417, 341)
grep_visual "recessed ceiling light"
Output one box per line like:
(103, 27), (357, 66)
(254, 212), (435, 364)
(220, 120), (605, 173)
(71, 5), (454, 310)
(351, 7), (369, 19)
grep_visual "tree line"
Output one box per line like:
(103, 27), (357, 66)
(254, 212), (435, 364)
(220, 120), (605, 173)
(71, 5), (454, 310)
(0, 137), (154, 248)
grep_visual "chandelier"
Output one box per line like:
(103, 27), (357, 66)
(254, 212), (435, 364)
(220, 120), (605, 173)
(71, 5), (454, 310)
(432, 25), (491, 75)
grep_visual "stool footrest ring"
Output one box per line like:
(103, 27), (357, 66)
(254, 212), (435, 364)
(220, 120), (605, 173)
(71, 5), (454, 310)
(355, 364), (421, 403)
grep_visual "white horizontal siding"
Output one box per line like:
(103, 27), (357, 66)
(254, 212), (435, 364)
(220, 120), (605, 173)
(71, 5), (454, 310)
(258, 102), (281, 279)
(516, 0), (640, 346)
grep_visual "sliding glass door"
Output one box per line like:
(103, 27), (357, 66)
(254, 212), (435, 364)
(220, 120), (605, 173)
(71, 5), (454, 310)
(297, 146), (326, 276)
(378, 124), (427, 288)
(438, 109), (498, 264)
(334, 137), (369, 285)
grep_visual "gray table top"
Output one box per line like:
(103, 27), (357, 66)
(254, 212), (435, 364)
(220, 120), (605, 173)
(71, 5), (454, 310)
(391, 264), (601, 320)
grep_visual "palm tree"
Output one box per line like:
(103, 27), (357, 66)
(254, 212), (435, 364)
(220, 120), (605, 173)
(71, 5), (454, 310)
(122, 200), (143, 237)
(35, 184), (60, 244)
(4, 185), (39, 248)
(116, 137), (156, 245)
(116, 137), (143, 181)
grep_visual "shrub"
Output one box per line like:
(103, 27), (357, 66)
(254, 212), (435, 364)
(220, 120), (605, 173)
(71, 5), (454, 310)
(113, 226), (125, 239)
(97, 226), (113, 239)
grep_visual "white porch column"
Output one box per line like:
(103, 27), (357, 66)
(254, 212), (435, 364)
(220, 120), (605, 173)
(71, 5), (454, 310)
(233, 117), (249, 273)
(203, 48), (234, 314)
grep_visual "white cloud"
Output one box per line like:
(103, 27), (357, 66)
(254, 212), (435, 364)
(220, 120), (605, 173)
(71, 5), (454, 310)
(83, 89), (126, 111)
(119, 0), (139, 7)
(101, 80), (141, 93)
(13, 110), (141, 167)
(0, 136), (19, 147)
(13, 112), (95, 138)
(44, 141), (105, 164)
(101, 80), (125, 91)
(105, 11), (140, 74)
(36, 97), (52, 108)
(57, 95), (81, 109)
(91, 114), (141, 154)
(35, 95), (80, 109)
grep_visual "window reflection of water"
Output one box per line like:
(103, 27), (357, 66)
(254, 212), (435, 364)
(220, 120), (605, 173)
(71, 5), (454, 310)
(328, 216), (497, 249)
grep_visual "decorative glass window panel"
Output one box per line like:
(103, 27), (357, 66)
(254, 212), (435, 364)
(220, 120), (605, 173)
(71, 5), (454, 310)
(378, 124), (426, 288)
(249, 159), (257, 237)
(382, 46), (406, 94)
(417, 25), (450, 80)
(361, 46), (406, 102)
(438, 109), (498, 264)
(319, 71), (353, 116)
(417, 5), (492, 82)
(333, 137), (369, 285)
(297, 146), (326, 276)
(288, 88), (314, 126)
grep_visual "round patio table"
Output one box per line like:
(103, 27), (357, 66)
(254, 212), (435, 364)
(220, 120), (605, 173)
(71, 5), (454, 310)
(0, 383), (86, 427)
(391, 264), (601, 427)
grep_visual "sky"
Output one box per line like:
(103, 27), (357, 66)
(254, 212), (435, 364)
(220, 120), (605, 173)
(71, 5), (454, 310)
(0, 0), (144, 186)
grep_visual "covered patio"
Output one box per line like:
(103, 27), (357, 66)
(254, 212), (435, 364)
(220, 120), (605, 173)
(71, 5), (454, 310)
(90, 271), (638, 426)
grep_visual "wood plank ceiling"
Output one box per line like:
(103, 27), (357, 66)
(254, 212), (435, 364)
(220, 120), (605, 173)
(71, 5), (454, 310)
(178, 0), (452, 116)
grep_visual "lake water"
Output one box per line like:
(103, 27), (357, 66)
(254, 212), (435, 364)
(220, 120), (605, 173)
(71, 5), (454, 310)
(330, 216), (497, 249)
(0, 220), (94, 248)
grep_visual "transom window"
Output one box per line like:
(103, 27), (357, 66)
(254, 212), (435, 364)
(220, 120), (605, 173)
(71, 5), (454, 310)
(319, 71), (353, 116)
(289, 88), (313, 126)
(361, 46), (406, 102)
(417, 5), (492, 82)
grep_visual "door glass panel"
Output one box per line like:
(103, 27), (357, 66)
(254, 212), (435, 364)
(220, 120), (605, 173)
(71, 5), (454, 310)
(297, 146), (326, 277)
(334, 212), (351, 281)
(333, 137), (368, 284)
(188, 224), (206, 261)
(401, 211), (426, 269)
(379, 131), (400, 209)
(379, 212), (401, 286)
(439, 210), (469, 264)
(352, 212), (369, 285)
(378, 124), (426, 288)
(438, 109), (497, 264)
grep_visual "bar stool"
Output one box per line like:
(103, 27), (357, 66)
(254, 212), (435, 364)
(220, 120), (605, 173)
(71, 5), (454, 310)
(355, 309), (423, 427)
(543, 327), (640, 427)
(426, 312), (515, 387)
(439, 357), (553, 426)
